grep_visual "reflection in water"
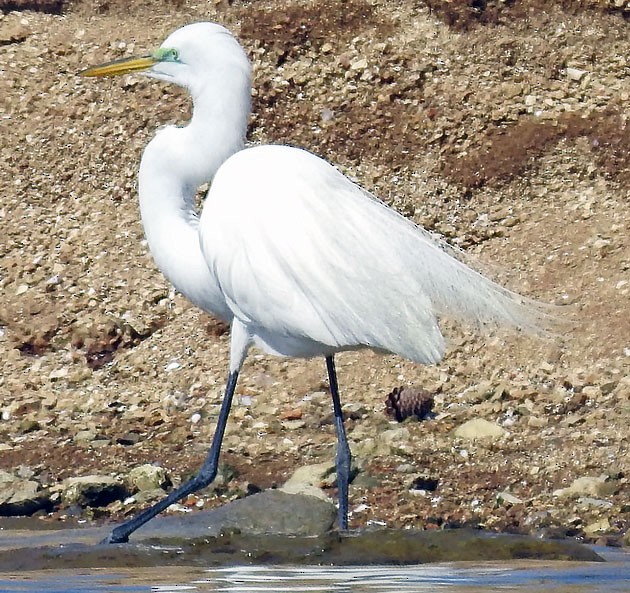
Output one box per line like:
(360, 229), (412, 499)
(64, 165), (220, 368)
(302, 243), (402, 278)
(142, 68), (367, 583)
(0, 557), (629, 593)
(193, 565), (496, 591)
(192, 560), (629, 593)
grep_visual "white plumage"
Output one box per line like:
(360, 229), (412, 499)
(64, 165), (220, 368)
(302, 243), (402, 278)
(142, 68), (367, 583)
(202, 144), (552, 369)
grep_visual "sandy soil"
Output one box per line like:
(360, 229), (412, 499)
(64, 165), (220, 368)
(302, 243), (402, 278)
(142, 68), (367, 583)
(0, 1), (628, 544)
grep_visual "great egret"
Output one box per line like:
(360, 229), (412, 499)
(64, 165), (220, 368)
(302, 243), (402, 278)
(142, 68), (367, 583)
(81, 22), (555, 544)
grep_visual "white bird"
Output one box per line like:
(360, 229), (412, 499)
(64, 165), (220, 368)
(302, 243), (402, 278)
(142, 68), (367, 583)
(81, 22), (555, 544)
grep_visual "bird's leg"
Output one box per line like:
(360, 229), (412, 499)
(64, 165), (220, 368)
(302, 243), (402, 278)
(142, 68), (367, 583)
(326, 355), (351, 531)
(102, 370), (239, 544)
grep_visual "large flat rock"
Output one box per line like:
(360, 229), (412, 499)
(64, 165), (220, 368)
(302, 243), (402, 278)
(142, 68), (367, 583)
(0, 491), (603, 571)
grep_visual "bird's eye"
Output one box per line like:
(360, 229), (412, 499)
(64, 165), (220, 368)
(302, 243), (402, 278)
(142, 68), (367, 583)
(154, 47), (180, 63)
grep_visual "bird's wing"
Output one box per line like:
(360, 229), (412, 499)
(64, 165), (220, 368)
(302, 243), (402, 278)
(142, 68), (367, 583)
(200, 145), (551, 363)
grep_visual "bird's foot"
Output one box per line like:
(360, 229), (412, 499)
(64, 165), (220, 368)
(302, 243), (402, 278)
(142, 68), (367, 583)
(99, 529), (129, 544)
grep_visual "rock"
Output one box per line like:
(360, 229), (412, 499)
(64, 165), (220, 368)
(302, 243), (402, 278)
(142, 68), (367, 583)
(577, 497), (613, 508)
(583, 518), (611, 535)
(281, 462), (335, 501)
(125, 488), (167, 506)
(453, 418), (506, 440)
(61, 475), (128, 508)
(281, 419), (306, 430)
(0, 471), (51, 516)
(350, 58), (368, 71)
(553, 476), (618, 498)
(527, 415), (547, 428)
(565, 67), (587, 82)
(497, 491), (524, 505)
(0, 526), (605, 570)
(351, 436), (378, 459)
(380, 426), (411, 445)
(138, 490), (337, 538)
(126, 464), (172, 492)
(116, 431), (142, 445)
(0, 17), (31, 45)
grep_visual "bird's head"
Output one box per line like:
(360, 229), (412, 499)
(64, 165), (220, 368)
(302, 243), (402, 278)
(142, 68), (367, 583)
(80, 22), (251, 96)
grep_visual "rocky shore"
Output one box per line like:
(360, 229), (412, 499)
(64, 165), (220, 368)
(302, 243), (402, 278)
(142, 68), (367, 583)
(0, 0), (628, 548)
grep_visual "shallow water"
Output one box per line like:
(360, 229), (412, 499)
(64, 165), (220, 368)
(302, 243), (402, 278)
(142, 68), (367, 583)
(0, 520), (627, 593)
(0, 550), (628, 593)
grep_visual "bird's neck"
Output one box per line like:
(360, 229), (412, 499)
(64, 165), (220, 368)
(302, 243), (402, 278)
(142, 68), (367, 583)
(136, 82), (250, 321)
(186, 81), (251, 184)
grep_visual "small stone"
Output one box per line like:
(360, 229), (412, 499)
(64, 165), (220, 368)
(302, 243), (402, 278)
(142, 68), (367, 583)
(281, 419), (306, 430)
(380, 427), (411, 445)
(453, 418), (506, 440)
(48, 367), (69, 380)
(578, 497), (613, 508)
(553, 475), (618, 498)
(350, 58), (368, 71)
(0, 471), (50, 516)
(61, 475), (128, 507)
(282, 462), (335, 501)
(565, 67), (587, 82)
(280, 407), (303, 421)
(583, 517), (611, 535)
(497, 491), (524, 505)
(116, 431), (142, 445)
(126, 464), (172, 492)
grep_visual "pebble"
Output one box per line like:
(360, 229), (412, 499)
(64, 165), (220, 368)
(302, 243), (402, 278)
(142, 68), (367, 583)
(565, 67), (588, 82)
(497, 491), (524, 505)
(60, 475), (128, 507)
(350, 58), (368, 71)
(126, 464), (172, 492)
(453, 418), (506, 440)
(281, 462), (335, 501)
(578, 497), (613, 509)
(583, 518), (611, 535)
(553, 476), (617, 498)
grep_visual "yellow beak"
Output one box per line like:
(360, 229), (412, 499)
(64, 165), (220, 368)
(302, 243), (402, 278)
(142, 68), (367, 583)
(79, 54), (158, 77)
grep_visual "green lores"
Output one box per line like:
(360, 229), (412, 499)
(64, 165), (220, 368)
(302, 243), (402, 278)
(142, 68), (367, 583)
(80, 47), (179, 78)
(153, 47), (179, 63)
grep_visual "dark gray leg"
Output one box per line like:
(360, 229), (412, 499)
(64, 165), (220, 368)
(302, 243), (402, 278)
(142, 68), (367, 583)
(103, 370), (239, 543)
(326, 355), (351, 531)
